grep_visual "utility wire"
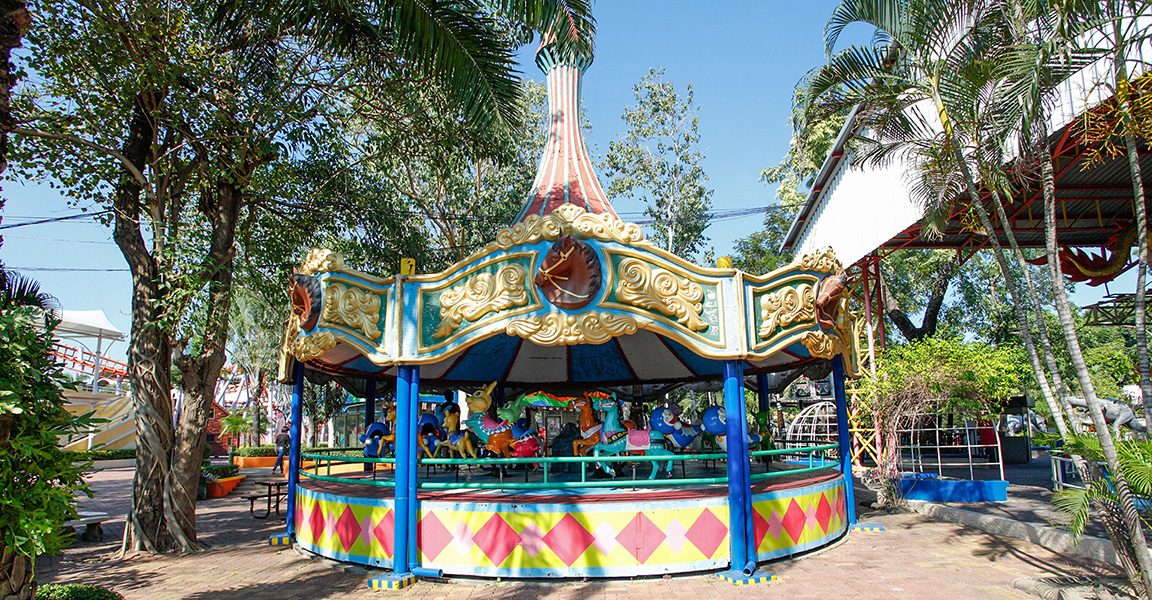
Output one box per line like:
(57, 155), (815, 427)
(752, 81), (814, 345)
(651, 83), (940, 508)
(0, 211), (109, 230)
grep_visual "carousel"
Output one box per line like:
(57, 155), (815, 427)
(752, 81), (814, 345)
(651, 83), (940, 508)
(273, 40), (863, 589)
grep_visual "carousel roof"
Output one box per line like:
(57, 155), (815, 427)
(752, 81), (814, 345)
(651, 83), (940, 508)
(279, 43), (861, 390)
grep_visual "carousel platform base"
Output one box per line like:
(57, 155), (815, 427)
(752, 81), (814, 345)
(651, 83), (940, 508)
(292, 466), (849, 579)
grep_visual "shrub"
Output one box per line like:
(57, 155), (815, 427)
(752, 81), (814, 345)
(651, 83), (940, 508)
(68, 448), (135, 462)
(237, 445), (278, 457)
(36, 584), (123, 600)
(202, 464), (239, 479)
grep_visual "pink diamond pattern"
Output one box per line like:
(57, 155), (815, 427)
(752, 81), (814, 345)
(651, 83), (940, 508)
(804, 503), (819, 532)
(472, 515), (521, 566)
(592, 521), (619, 555)
(752, 508), (769, 549)
(373, 509), (394, 557)
(335, 506), (361, 551)
(518, 522), (547, 557)
(307, 502), (326, 543)
(815, 493), (833, 533)
(781, 499), (806, 543)
(543, 514), (596, 566)
(418, 511), (453, 561)
(834, 489), (845, 522)
(767, 510), (784, 540)
(684, 508), (726, 559)
(358, 514), (375, 549)
(616, 512), (666, 564)
(451, 521), (474, 555)
(663, 518), (688, 554)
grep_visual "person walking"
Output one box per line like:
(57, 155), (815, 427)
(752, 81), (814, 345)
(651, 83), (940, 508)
(273, 426), (291, 474)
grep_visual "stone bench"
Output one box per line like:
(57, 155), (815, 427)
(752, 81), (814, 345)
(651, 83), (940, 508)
(63, 511), (110, 542)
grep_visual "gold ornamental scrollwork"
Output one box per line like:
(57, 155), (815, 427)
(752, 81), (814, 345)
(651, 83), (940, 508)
(321, 282), (382, 339)
(758, 284), (816, 339)
(505, 311), (639, 345)
(801, 331), (840, 359)
(282, 317), (338, 362)
(299, 248), (347, 275)
(615, 258), (708, 332)
(794, 247), (841, 274)
(492, 204), (644, 249)
(433, 264), (530, 339)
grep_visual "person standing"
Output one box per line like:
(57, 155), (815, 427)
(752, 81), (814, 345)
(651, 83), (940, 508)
(273, 426), (291, 474)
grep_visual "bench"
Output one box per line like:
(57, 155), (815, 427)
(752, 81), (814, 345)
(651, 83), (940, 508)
(63, 511), (110, 542)
(244, 481), (287, 519)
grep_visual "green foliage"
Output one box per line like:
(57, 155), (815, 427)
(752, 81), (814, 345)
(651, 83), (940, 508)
(603, 67), (713, 260)
(0, 308), (91, 560)
(36, 583), (124, 600)
(237, 445), (278, 457)
(67, 449), (135, 462)
(201, 464), (239, 479)
(1050, 434), (1152, 542)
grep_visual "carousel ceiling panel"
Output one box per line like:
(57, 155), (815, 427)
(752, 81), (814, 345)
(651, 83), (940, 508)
(663, 337), (725, 378)
(570, 340), (634, 382)
(615, 331), (694, 381)
(441, 334), (522, 382)
(505, 342), (568, 383)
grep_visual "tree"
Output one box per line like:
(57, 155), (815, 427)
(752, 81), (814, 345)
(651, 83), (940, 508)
(0, 304), (90, 600)
(301, 381), (346, 447)
(603, 67), (713, 260)
(11, 0), (595, 555)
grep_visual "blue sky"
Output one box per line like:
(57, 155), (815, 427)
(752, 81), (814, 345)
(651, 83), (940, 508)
(0, 1), (1128, 360)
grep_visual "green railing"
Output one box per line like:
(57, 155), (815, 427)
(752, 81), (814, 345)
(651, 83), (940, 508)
(297, 442), (839, 491)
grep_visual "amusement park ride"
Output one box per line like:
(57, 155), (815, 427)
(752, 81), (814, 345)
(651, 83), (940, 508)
(274, 40), (863, 588)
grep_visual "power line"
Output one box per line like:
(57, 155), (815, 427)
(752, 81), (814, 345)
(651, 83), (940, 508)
(3, 235), (116, 245)
(7, 267), (128, 272)
(0, 211), (108, 230)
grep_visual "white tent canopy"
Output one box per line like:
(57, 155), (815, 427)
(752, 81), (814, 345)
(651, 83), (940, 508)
(53, 309), (125, 340)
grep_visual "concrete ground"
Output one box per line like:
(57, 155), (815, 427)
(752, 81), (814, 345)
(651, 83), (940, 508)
(36, 466), (1122, 600)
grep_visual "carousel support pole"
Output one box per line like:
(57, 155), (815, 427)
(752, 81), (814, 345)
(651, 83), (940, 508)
(270, 363), (304, 547)
(364, 379), (377, 472)
(407, 368), (420, 569)
(756, 372), (771, 414)
(370, 366), (418, 590)
(718, 361), (775, 585)
(832, 356), (858, 525)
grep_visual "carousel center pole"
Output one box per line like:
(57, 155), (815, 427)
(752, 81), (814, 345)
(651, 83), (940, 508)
(371, 365), (418, 589)
(269, 363), (305, 547)
(364, 379), (376, 472)
(832, 356), (858, 525)
(718, 360), (774, 585)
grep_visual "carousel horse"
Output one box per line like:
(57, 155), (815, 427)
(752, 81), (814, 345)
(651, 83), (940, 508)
(650, 406), (702, 450)
(462, 382), (518, 458)
(590, 393), (674, 479)
(437, 404), (479, 460)
(360, 405), (397, 457)
(568, 392), (603, 456)
(701, 406), (762, 452)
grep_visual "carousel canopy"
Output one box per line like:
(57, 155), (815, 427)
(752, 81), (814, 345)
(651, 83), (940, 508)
(280, 43), (861, 390)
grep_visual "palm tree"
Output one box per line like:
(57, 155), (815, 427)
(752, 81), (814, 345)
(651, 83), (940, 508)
(799, 0), (1152, 591)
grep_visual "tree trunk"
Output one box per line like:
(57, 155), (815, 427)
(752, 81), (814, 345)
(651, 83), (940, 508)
(880, 259), (953, 342)
(0, 0), (29, 177)
(0, 544), (34, 600)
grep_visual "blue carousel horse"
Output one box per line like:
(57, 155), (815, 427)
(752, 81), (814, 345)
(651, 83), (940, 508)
(701, 406), (762, 452)
(591, 393), (674, 479)
(650, 406), (702, 450)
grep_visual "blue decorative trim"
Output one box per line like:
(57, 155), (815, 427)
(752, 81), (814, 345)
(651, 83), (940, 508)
(718, 570), (777, 585)
(297, 536), (394, 569)
(754, 523), (848, 562)
(851, 523), (885, 532)
(268, 533), (293, 546)
(749, 474), (843, 502)
(368, 574), (416, 590)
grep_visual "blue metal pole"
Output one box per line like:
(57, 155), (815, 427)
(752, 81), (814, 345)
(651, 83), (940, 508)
(364, 379), (377, 472)
(407, 368), (420, 564)
(723, 360), (750, 572)
(393, 366), (414, 575)
(756, 372), (771, 413)
(832, 355), (858, 525)
(285, 364), (305, 537)
(735, 372), (756, 563)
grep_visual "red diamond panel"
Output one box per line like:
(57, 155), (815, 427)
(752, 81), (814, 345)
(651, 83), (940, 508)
(781, 499), (806, 543)
(815, 493), (833, 533)
(685, 507), (727, 558)
(616, 512), (667, 564)
(834, 488), (845, 522)
(472, 515), (521, 566)
(418, 511), (453, 562)
(335, 506), (361, 551)
(307, 502), (326, 542)
(542, 514), (595, 566)
(373, 509), (394, 557)
(752, 507), (769, 550)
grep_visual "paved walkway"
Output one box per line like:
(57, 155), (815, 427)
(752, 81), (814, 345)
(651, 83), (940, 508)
(37, 466), (1121, 600)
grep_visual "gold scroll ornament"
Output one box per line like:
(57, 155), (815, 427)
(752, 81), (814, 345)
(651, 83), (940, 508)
(616, 258), (708, 332)
(433, 264), (530, 339)
(795, 247), (841, 275)
(758, 284), (816, 339)
(299, 248), (347, 275)
(321, 282), (382, 339)
(505, 312), (639, 345)
(493, 203), (644, 249)
(282, 317), (337, 362)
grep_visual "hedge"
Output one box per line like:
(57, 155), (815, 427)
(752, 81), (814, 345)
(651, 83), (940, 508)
(36, 584), (124, 600)
(68, 448), (135, 462)
(202, 463), (239, 479)
(236, 445), (277, 457)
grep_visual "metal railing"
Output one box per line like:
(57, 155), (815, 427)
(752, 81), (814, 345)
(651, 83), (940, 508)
(297, 442), (839, 491)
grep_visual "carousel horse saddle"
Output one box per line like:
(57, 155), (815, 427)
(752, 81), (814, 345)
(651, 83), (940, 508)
(479, 414), (511, 435)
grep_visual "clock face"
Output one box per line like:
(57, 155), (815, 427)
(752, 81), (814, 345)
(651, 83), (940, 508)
(534, 235), (602, 310)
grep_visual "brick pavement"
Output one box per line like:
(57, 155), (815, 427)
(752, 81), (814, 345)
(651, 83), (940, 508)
(36, 467), (1119, 600)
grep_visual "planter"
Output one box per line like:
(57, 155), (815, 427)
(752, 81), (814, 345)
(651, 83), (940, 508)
(88, 459), (136, 470)
(206, 475), (246, 498)
(232, 456), (279, 469)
